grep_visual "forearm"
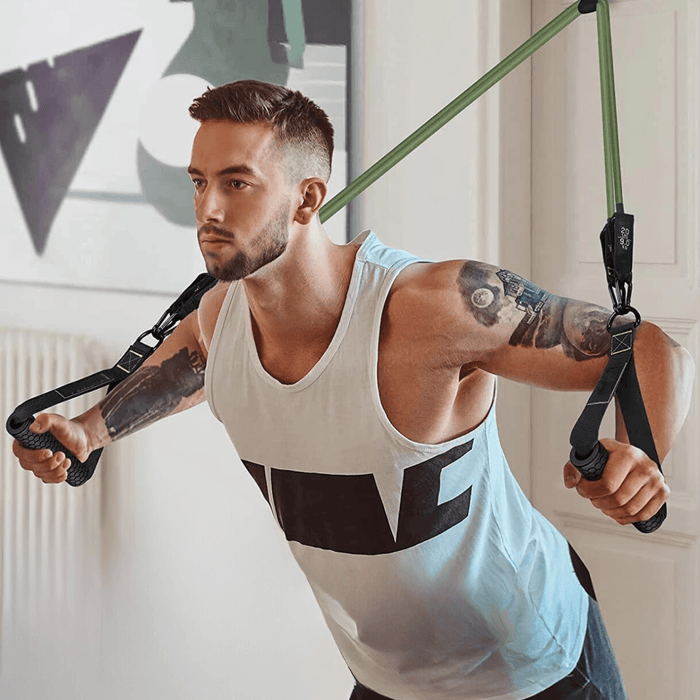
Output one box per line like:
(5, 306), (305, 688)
(74, 344), (207, 451)
(614, 322), (695, 463)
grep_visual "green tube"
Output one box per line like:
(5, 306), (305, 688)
(319, 1), (583, 223)
(602, 3), (624, 210)
(597, 1), (624, 215)
(597, 5), (615, 216)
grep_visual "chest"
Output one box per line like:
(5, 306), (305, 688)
(251, 307), (495, 445)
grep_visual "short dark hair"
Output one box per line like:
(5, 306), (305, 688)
(189, 80), (334, 184)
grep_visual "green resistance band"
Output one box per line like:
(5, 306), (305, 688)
(596, 2), (624, 216)
(319, 0), (624, 226)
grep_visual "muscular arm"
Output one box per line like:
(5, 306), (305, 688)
(74, 286), (220, 453)
(13, 283), (225, 482)
(452, 260), (694, 463)
(76, 280), (229, 451)
(400, 259), (694, 526)
(456, 261), (617, 387)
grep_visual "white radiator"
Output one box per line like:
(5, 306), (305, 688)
(0, 327), (106, 670)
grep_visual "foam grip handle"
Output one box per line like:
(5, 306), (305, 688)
(6, 415), (100, 487)
(569, 441), (666, 533)
(569, 441), (608, 481)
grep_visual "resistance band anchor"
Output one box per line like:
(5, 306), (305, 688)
(578, 0), (599, 14)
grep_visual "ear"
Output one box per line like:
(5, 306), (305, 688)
(294, 178), (328, 225)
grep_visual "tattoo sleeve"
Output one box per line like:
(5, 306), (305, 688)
(99, 347), (206, 440)
(458, 261), (614, 362)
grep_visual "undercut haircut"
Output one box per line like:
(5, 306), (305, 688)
(189, 80), (334, 185)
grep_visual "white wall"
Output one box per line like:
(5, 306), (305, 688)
(356, 1), (482, 261)
(0, 2), (529, 699)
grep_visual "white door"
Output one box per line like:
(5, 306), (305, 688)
(531, 1), (700, 698)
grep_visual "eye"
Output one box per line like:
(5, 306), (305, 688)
(190, 178), (204, 189)
(229, 180), (248, 190)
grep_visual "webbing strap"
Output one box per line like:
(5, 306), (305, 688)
(7, 339), (156, 427)
(569, 322), (667, 533)
(570, 322), (636, 458)
(616, 356), (661, 468)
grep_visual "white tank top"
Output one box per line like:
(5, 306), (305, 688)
(205, 231), (588, 700)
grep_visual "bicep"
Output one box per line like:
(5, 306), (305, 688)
(453, 260), (613, 391)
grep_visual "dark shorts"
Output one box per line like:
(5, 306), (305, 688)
(350, 547), (628, 700)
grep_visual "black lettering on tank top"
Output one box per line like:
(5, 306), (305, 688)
(241, 440), (473, 555)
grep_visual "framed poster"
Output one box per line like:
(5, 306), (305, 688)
(0, 0), (356, 295)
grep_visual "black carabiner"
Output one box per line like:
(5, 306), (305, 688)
(607, 305), (641, 333)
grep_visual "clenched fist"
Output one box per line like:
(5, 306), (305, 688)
(564, 437), (670, 526)
(12, 413), (91, 484)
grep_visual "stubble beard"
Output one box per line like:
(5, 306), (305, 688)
(205, 200), (290, 282)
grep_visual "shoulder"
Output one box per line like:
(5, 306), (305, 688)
(391, 258), (512, 304)
(390, 258), (462, 294)
(196, 281), (232, 356)
(385, 259), (500, 367)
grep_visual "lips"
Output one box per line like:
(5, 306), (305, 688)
(199, 231), (233, 245)
(198, 226), (234, 244)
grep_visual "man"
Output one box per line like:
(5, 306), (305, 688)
(13, 81), (694, 700)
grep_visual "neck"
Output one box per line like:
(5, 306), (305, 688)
(241, 221), (360, 344)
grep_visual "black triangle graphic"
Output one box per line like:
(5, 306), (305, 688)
(0, 30), (142, 255)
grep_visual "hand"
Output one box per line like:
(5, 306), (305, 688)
(563, 438), (670, 526)
(12, 413), (91, 484)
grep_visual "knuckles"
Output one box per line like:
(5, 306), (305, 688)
(573, 440), (670, 524)
(600, 490), (630, 509)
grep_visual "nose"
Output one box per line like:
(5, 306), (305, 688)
(195, 184), (225, 225)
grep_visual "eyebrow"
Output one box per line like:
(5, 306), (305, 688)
(187, 164), (259, 178)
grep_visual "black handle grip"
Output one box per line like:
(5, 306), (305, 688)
(6, 414), (102, 487)
(569, 441), (666, 534)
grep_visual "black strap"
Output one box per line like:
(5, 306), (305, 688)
(569, 320), (667, 533)
(6, 272), (217, 486)
(570, 204), (667, 532)
(616, 354), (661, 467)
(570, 322), (636, 459)
(7, 339), (157, 427)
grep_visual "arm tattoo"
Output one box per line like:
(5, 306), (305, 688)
(458, 262), (613, 362)
(99, 347), (206, 440)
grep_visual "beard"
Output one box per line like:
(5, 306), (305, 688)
(201, 199), (290, 282)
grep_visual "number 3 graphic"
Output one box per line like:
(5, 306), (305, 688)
(137, 0), (304, 227)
